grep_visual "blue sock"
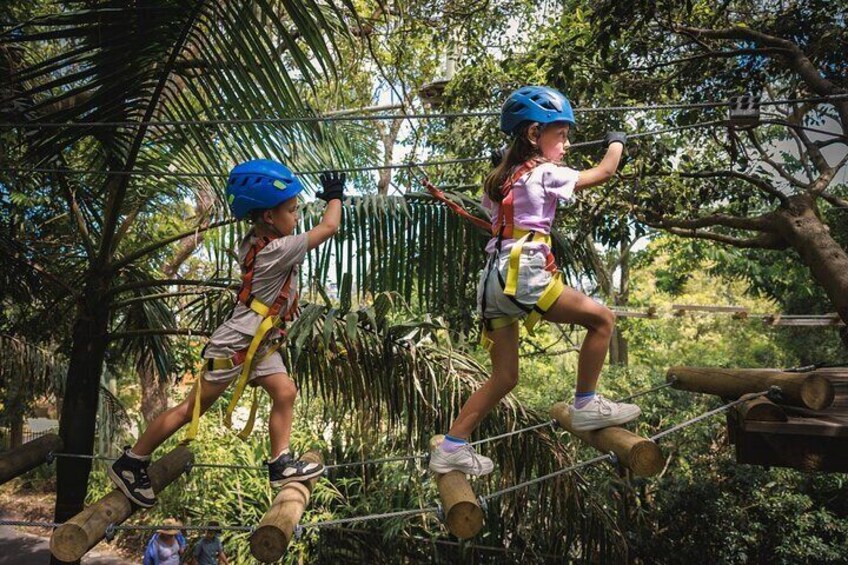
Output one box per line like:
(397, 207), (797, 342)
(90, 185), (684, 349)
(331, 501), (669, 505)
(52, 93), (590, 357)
(574, 391), (596, 409)
(441, 434), (468, 453)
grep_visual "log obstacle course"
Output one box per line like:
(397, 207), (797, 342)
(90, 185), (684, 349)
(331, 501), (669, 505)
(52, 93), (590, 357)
(429, 435), (484, 540)
(549, 403), (664, 477)
(0, 433), (62, 486)
(670, 366), (848, 473)
(250, 449), (324, 562)
(50, 446), (194, 562)
(667, 366), (835, 410)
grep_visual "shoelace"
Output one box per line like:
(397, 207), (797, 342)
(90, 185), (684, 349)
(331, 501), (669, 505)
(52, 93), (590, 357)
(594, 395), (615, 416)
(460, 445), (485, 474)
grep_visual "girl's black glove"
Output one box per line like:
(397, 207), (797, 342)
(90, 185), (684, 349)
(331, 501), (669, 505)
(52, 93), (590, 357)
(604, 131), (627, 147)
(317, 171), (346, 202)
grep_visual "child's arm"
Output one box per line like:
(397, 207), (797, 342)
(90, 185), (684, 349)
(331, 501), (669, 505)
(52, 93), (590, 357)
(307, 171), (345, 251)
(575, 132), (626, 190)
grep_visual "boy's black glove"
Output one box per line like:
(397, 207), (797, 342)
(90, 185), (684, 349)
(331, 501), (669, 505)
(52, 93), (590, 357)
(490, 147), (507, 167)
(604, 131), (627, 148)
(317, 171), (346, 202)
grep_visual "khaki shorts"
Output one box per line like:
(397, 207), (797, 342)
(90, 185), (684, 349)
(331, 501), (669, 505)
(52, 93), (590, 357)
(201, 325), (288, 385)
(477, 250), (558, 320)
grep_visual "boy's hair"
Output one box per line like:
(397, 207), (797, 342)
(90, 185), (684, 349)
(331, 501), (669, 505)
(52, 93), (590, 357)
(207, 520), (220, 533)
(484, 122), (543, 203)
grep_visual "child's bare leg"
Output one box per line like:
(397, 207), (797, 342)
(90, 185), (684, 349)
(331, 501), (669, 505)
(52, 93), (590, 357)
(133, 379), (229, 456)
(542, 286), (615, 393)
(447, 321), (520, 439)
(256, 372), (297, 458)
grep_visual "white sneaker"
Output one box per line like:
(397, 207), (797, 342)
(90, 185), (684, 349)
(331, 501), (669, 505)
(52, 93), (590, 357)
(429, 443), (494, 476)
(570, 395), (641, 431)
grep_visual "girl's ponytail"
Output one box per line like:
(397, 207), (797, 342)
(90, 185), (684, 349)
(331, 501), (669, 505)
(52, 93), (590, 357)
(483, 122), (541, 202)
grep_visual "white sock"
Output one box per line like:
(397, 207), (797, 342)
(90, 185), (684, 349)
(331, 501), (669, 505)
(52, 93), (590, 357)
(126, 449), (151, 462)
(269, 448), (291, 463)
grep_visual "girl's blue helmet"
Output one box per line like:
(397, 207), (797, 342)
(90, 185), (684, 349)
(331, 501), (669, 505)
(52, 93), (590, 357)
(500, 86), (576, 135)
(226, 159), (304, 220)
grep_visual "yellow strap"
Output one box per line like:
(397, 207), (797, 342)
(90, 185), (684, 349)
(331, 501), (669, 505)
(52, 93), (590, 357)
(502, 229), (552, 297)
(184, 379), (203, 442)
(247, 297), (270, 317)
(524, 273), (565, 334)
(503, 232), (531, 296)
(236, 388), (260, 441)
(224, 314), (277, 431)
(480, 317), (519, 351)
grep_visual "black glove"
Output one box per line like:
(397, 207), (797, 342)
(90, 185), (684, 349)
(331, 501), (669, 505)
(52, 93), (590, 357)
(490, 147), (507, 168)
(317, 171), (345, 202)
(604, 131), (627, 148)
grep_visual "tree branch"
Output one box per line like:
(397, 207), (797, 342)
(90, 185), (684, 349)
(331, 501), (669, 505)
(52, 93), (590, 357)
(820, 192), (848, 209)
(109, 278), (238, 297)
(745, 130), (806, 189)
(673, 24), (848, 133)
(654, 169), (789, 204)
(648, 211), (772, 232)
(110, 218), (235, 272)
(628, 47), (789, 72)
(660, 226), (786, 249)
(107, 328), (211, 341)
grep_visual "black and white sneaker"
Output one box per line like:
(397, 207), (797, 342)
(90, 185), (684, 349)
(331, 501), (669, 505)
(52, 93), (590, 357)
(268, 453), (324, 488)
(107, 446), (156, 508)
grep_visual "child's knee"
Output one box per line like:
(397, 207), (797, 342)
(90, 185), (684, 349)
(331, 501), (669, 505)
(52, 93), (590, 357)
(493, 370), (519, 393)
(594, 307), (616, 336)
(274, 378), (298, 404)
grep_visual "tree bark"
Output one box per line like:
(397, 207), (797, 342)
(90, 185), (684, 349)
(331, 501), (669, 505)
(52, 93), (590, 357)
(53, 276), (111, 538)
(772, 195), (848, 347)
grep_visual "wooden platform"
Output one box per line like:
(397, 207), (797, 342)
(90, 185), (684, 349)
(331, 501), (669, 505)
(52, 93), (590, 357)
(727, 369), (848, 472)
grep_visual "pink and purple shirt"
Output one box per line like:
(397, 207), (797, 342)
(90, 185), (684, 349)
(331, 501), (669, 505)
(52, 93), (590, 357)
(482, 162), (580, 256)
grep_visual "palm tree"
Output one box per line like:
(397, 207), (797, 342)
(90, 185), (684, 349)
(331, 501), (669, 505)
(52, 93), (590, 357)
(1, 1), (623, 561)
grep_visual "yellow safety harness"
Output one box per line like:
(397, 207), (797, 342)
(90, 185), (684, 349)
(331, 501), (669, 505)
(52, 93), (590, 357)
(185, 236), (299, 442)
(478, 160), (565, 350)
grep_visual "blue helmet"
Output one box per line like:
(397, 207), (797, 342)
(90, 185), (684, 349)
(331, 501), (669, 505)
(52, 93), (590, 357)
(225, 159), (304, 220)
(500, 86), (576, 135)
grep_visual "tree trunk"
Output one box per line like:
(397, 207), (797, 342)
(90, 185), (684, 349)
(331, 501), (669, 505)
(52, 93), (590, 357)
(610, 240), (630, 366)
(773, 196), (848, 347)
(53, 277), (111, 549)
(10, 413), (23, 450)
(138, 350), (169, 424)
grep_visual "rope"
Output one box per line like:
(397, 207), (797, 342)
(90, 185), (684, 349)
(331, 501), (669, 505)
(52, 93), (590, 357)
(649, 390), (771, 442)
(302, 507), (438, 529)
(481, 453), (613, 502)
(0, 94), (844, 129)
(2, 391), (774, 540)
(0, 118), (727, 179)
(0, 519), (61, 528)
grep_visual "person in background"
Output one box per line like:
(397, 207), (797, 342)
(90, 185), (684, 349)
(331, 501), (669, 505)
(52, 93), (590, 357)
(142, 518), (186, 565)
(190, 521), (229, 565)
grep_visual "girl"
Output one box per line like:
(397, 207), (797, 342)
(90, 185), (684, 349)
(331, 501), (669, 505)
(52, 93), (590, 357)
(109, 160), (344, 507)
(429, 86), (640, 475)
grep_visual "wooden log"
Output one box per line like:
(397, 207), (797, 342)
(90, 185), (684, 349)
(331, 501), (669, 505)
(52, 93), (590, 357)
(737, 397), (787, 422)
(667, 366), (835, 411)
(549, 403), (663, 477)
(50, 446), (193, 562)
(429, 435), (484, 540)
(250, 450), (323, 563)
(0, 433), (62, 486)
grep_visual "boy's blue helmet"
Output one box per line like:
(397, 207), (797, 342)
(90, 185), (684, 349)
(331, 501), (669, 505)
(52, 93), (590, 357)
(226, 159), (304, 220)
(500, 86), (576, 135)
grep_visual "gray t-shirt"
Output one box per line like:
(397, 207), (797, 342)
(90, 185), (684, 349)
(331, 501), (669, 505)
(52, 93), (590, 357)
(155, 538), (181, 565)
(207, 230), (308, 350)
(193, 536), (223, 565)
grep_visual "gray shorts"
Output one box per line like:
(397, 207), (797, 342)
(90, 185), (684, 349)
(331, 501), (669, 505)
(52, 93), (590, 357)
(477, 250), (557, 320)
(202, 325), (288, 385)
